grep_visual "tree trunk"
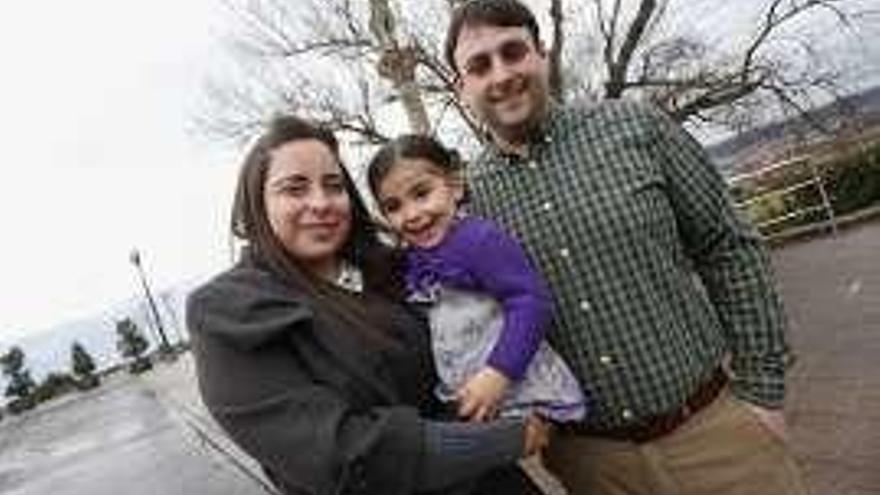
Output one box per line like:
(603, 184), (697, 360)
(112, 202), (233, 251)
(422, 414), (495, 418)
(371, 0), (431, 134)
(548, 0), (565, 101)
(604, 0), (656, 98)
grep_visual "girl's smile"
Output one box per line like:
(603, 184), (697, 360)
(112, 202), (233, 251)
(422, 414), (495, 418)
(376, 158), (464, 249)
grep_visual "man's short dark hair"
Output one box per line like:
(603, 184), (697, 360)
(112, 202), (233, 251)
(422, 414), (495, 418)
(444, 0), (541, 74)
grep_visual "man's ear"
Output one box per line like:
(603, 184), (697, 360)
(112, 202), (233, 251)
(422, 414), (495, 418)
(454, 73), (464, 95)
(454, 79), (475, 120)
(536, 41), (548, 58)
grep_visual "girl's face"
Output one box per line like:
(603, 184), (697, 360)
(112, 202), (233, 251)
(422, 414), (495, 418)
(376, 158), (464, 249)
(263, 139), (352, 279)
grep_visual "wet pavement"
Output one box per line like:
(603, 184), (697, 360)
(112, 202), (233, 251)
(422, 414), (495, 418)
(0, 374), (266, 495)
(1, 220), (876, 495)
(772, 220), (880, 494)
(136, 219), (880, 495)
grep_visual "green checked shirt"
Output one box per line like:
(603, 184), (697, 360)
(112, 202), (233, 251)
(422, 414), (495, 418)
(467, 100), (790, 429)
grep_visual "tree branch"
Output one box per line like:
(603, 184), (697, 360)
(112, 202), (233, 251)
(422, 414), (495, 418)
(605, 0), (657, 98)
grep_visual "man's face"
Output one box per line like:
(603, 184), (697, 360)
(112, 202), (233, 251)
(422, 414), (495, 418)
(453, 24), (551, 144)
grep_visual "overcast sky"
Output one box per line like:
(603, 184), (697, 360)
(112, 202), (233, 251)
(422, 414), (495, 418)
(0, 1), (238, 341)
(0, 0), (877, 343)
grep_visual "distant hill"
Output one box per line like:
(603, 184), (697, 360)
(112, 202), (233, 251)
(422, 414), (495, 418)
(0, 280), (201, 393)
(709, 85), (880, 173)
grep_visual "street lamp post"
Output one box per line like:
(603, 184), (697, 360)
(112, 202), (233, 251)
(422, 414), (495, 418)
(129, 249), (171, 353)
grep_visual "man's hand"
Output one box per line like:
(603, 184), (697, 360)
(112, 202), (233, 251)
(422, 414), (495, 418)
(457, 367), (511, 421)
(744, 403), (788, 442)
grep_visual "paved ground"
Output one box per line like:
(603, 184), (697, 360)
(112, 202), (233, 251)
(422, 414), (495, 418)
(4, 220), (874, 495)
(0, 373), (267, 495)
(140, 354), (278, 492)
(772, 221), (880, 494)
(139, 220), (880, 495)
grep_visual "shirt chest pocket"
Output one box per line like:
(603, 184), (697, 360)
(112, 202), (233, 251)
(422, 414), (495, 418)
(586, 172), (669, 239)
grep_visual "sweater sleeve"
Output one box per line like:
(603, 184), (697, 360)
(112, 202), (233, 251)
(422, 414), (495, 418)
(187, 265), (524, 495)
(457, 219), (554, 380)
(417, 418), (524, 491)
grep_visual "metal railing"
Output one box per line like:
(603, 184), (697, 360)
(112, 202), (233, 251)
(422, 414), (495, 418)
(727, 156), (837, 236)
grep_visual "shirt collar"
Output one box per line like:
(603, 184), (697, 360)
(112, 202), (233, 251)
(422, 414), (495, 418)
(484, 102), (563, 162)
(334, 260), (364, 293)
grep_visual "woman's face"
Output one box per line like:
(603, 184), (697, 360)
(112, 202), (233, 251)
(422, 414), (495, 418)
(263, 139), (352, 279)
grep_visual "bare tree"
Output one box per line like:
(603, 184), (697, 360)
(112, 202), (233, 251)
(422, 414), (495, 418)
(371, 0), (431, 133)
(198, 0), (453, 145)
(548, 0), (566, 101)
(584, 0), (866, 131)
(200, 0), (869, 145)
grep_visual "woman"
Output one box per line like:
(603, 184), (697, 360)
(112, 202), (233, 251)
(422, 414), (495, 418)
(186, 116), (545, 495)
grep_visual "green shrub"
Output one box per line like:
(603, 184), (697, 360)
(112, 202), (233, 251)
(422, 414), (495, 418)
(7, 396), (36, 415)
(826, 145), (880, 215)
(732, 141), (880, 235)
(129, 357), (153, 374)
(31, 372), (78, 403)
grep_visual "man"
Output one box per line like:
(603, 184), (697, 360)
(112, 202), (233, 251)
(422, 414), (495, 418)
(444, 1), (806, 494)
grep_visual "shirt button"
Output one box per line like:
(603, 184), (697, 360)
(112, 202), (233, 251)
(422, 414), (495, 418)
(528, 160), (538, 170)
(559, 247), (570, 259)
(542, 201), (553, 211)
(544, 135), (553, 144)
(599, 355), (613, 366)
(622, 409), (634, 420)
(579, 300), (591, 312)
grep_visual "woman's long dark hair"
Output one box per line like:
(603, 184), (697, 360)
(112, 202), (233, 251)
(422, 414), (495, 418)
(231, 115), (403, 342)
(232, 116), (378, 274)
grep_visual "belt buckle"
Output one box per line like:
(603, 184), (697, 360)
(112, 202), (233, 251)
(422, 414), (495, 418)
(636, 370), (723, 442)
(562, 368), (725, 443)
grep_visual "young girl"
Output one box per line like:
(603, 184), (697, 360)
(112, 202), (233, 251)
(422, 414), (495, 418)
(367, 135), (586, 423)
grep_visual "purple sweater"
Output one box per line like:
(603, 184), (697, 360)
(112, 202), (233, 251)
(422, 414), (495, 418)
(404, 216), (552, 381)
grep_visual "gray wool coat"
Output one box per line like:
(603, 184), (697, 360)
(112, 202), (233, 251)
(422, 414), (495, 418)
(186, 253), (439, 495)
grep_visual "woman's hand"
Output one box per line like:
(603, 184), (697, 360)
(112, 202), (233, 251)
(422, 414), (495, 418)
(456, 367), (511, 421)
(523, 414), (551, 457)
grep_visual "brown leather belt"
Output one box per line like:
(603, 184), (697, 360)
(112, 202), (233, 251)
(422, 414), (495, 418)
(557, 367), (728, 443)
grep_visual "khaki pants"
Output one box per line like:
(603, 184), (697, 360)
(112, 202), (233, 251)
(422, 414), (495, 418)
(544, 390), (807, 495)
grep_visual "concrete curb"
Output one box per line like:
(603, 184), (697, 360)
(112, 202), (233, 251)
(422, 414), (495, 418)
(142, 353), (567, 494)
(766, 204), (880, 247)
(140, 353), (278, 494)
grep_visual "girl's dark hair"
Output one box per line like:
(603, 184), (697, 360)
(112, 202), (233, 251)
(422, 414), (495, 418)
(366, 134), (464, 201)
(444, 0), (541, 74)
(231, 115), (403, 341)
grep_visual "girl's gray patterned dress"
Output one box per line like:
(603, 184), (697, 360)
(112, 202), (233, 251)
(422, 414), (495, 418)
(423, 286), (586, 421)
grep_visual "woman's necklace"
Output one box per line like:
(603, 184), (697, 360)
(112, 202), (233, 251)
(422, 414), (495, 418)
(334, 260), (364, 293)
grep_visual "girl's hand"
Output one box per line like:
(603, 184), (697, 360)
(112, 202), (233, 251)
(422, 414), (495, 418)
(456, 367), (511, 421)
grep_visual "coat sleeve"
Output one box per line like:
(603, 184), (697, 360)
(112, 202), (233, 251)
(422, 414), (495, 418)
(186, 267), (424, 495)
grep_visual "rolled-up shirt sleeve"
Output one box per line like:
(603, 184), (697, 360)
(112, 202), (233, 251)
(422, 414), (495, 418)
(647, 105), (790, 408)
